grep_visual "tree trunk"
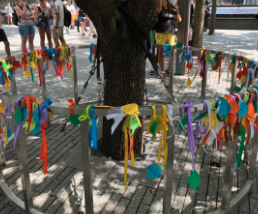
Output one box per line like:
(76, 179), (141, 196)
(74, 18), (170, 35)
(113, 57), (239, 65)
(192, 0), (206, 49)
(75, 0), (158, 160)
(209, 0), (217, 35)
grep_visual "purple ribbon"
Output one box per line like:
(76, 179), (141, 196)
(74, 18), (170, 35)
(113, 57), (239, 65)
(12, 97), (24, 148)
(195, 101), (210, 136)
(181, 102), (198, 171)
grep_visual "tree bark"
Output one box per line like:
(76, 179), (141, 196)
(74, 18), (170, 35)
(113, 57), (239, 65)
(192, 0), (206, 49)
(209, 0), (217, 35)
(75, 0), (158, 160)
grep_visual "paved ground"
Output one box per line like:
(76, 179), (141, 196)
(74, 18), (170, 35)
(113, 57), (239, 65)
(0, 27), (257, 214)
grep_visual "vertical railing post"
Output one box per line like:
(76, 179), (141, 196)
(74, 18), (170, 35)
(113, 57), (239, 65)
(72, 48), (79, 103)
(221, 137), (238, 211)
(169, 48), (177, 103)
(248, 131), (258, 180)
(200, 61), (208, 100)
(163, 125), (175, 214)
(230, 55), (238, 94)
(39, 58), (47, 101)
(0, 144), (6, 167)
(16, 126), (34, 212)
(80, 120), (94, 214)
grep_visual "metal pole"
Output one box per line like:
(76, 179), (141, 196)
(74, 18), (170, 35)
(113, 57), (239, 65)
(221, 137), (238, 211)
(0, 144), (6, 167)
(177, 0), (191, 75)
(230, 55), (238, 94)
(248, 131), (258, 180)
(39, 58), (47, 101)
(15, 125), (34, 212)
(163, 126), (175, 214)
(11, 74), (18, 96)
(72, 49), (79, 103)
(80, 120), (94, 214)
(170, 48), (177, 103)
(200, 61), (208, 100)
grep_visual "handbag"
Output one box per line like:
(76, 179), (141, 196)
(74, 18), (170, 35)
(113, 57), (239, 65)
(34, 7), (46, 27)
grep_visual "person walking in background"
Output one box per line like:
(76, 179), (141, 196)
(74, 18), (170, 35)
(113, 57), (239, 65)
(77, 7), (86, 36)
(52, 0), (65, 47)
(69, 1), (76, 30)
(190, 0), (195, 23)
(156, 0), (180, 77)
(75, 4), (80, 32)
(35, 0), (53, 49)
(0, 16), (11, 57)
(15, 0), (35, 53)
(204, 0), (210, 32)
(5, 3), (14, 25)
(63, 1), (70, 35)
(87, 16), (97, 38)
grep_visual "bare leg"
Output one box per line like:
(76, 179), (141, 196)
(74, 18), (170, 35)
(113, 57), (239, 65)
(60, 37), (66, 45)
(21, 36), (28, 53)
(28, 34), (35, 51)
(10, 17), (12, 25)
(157, 47), (164, 72)
(4, 41), (11, 57)
(81, 20), (86, 34)
(38, 29), (45, 50)
(54, 39), (60, 48)
(46, 29), (53, 48)
(7, 17), (9, 25)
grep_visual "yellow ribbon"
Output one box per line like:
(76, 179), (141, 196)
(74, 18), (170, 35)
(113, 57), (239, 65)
(156, 105), (169, 167)
(122, 103), (141, 190)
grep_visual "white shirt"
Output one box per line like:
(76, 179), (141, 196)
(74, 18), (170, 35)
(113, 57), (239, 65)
(69, 4), (76, 15)
(53, 0), (64, 27)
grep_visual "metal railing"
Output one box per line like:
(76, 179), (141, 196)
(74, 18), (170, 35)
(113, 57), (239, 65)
(0, 45), (256, 214)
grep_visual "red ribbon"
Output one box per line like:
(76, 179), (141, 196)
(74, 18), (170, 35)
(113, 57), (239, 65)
(40, 124), (48, 174)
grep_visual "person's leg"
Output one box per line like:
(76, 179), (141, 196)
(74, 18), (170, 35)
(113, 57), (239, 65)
(28, 26), (35, 51)
(10, 16), (12, 25)
(81, 20), (86, 35)
(28, 34), (35, 51)
(21, 36), (28, 53)
(46, 29), (53, 48)
(155, 33), (165, 73)
(7, 17), (9, 25)
(166, 34), (175, 75)
(77, 18), (80, 32)
(59, 27), (65, 46)
(3, 41), (11, 57)
(38, 28), (45, 50)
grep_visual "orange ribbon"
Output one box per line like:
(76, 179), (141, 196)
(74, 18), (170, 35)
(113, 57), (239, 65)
(67, 98), (76, 115)
(22, 95), (37, 133)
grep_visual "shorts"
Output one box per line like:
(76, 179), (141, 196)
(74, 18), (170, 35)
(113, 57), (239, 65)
(0, 29), (8, 42)
(6, 12), (12, 17)
(18, 25), (35, 37)
(155, 32), (175, 46)
(72, 15), (76, 20)
(38, 21), (52, 30)
(52, 27), (64, 40)
(150, 30), (156, 45)
(78, 16), (86, 22)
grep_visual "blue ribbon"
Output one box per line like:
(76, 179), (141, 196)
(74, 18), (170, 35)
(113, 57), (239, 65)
(162, 44), (172, 56)
(89, 43), (96, 63)
(176, 46), (186, 74)
(89, 105), (97, 150)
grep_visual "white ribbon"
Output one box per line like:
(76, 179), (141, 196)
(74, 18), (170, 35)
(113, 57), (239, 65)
(166, 104), (186, 137)
(106, 108), (125, 134)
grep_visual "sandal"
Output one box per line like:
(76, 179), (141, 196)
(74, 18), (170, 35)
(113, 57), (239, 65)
(162, 71), (167, 78)
(165, 69), (171, 77)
